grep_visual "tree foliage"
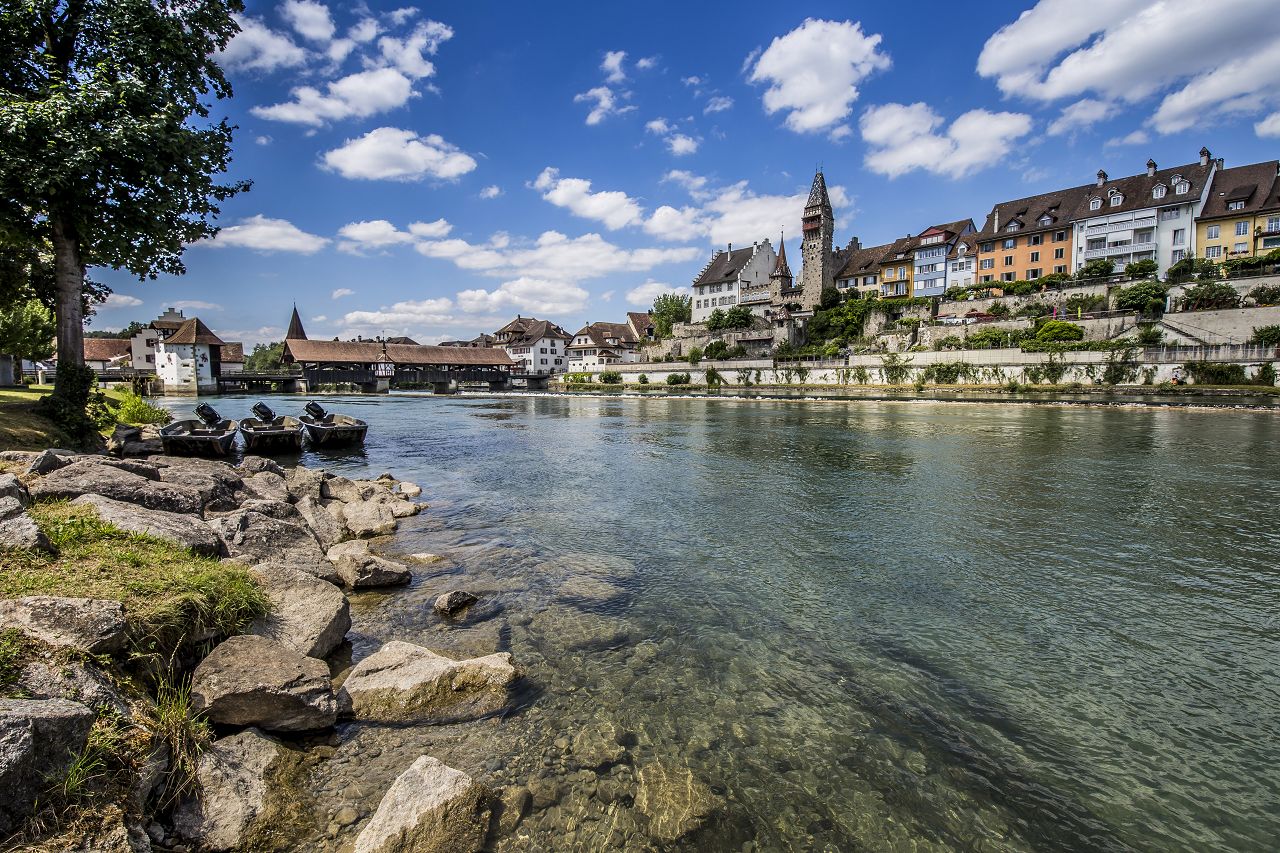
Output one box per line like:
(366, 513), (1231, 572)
(0, 296), (54, 360)
(1179, 280), (1241, 311)
(1034, 320), (1085, 342)
(244, 341), (285, 372)
(1124, 259), (1158, 280)
(705, 304), (753, 331)
(1115, 280), (1168, 314)
(85, 320), (145, 339)
(1076, 259), (1115, 280)
(650, 292), (691, 337)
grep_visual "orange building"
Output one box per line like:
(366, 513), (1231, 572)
(973, 185), (1092, 284)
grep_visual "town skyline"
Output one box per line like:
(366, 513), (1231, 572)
(85, 0), (1280, 347)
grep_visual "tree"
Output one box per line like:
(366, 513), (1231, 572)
(1035, 320), (1085, 342)
(722, 305), (754, 328)
(704, 308), (727, 330)
(818, 286), (841, 310)
(1115, 280), (1168, 315)
(651, 292), (691, 337)
(85, 320), (145, 339)
(1124, 259), (1158, 280)
(244, 341), (285, 372)
(1076, 259), (1115, 280)
(1180, 280), (1241, 311)
(0, 0), (249, 412)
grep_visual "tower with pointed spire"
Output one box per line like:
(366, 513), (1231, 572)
(769, 232), (794, 302)
(285, 305), (307, 341)
(799, 171), (835, 308)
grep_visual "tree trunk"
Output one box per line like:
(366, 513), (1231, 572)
(50, 215), (85, 397)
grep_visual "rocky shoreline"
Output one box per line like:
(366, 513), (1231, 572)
(0, 435), (524, 852)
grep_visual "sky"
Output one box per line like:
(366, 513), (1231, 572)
(92, 0), (1280, 347)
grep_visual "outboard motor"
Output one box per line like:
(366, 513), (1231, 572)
(304, 401), (327, 420)
(251, 402), (276, 423)
(194, 403), (222, 426)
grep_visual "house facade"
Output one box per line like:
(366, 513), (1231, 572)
(566, 321), (642, 370)
(911, 219), (976, 297)
(129, 307), (189, 370)
(974, 185), (1089, 284)
(1195, 160), (1280, 260)
(155, 317), (225, 395)
(947, 236), (978, 290)
(835, 242), (889, 297)
(83, 339), (132, 371)
(692, 241), (778, 322)
(493, 316), (571, 374)
(877, 237), (916, 297)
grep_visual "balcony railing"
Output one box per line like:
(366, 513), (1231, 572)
(1084, 241), (1157, 260)
(1085, 215), (1157, 234)
(740, 288), (771, 304)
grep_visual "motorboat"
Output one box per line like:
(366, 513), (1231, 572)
(298, 401), (367, 448)
(160, 403), (238, 457)
(238, 402), (303, 454)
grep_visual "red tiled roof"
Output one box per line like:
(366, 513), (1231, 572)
(83, 339), (131, 362)
(283, 339), (515, 366)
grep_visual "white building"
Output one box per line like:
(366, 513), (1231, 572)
(566, 319), (646, 370)
(947, 237), (978, 289)
(129, 307), (188, 370)
(155, 317), (225, 395)
(492, 316), (571, 374)
(912, 219), (976, 297)
(1072, 149), (1219, 276)
(691, 241), (778, 323)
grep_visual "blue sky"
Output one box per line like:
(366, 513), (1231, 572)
(92, 0), (1280, 347)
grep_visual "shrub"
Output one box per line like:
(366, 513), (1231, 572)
(818, 286), (841, 310)
(687, 347), (702, 366)
(665, 372), (691, 386)
(1249, 285), (1280, 306)
(1076, 258), (1115, 280)
(1184, 361), (1247, 385)
(1250, 325), (1280, 346)
(599, 370), (622, 384)
(704, 308), (726, 330)
(987, 302), (1010, 318)
(728, 343), (747, 358)
(1135, 324), (1164, 346)
(935, 334), (963, 350)
(115, 391), (173, 425)
(1254, 363), (1277, 386)
(879, 352), (913, 384)
(964, 327), (1027, 349)
(1115, 280), (1168, 314)
(1006, 280), (1038, 296)
(922, 362), (964, 384)
(1035, 320), (1085, 342)
(563, 372), (592, 383)
(1063, 293), (1108, 316)
(704, 367), (723, 387)
(1180, 280), (1241, 311)
(1017, 302), (1052, 318)
(1124, 259), (1158, 279)
(637, 374), (649, 385)
(1166, 255), (1218, 285)
(703, 340), (729, 360)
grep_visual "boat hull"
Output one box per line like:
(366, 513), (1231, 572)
(160, 419), (239, 457)
(300, 415), (368, 448)
(239, 417), (304, 454)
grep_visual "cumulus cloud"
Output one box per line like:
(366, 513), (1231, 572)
(626, 280), (686, 307)
(1257, 112), (1280, 138)
(636, 56), (658, 70)
(255, 135), (273, 146)
(645, 118), (672, 135)
(172, 300), (222, 311)
(281, 0), (335, 42)
(978, 0), (1280, 134)
(704, 96), (733, 114)
(332, 288), (355, 299)
(533, 168), (645, 230)
(860, 102), (1032, 179)
(662, 170), (710, 197)
(377, 20), (454, 79)
(336, 218), (453, 252)
(1046, 98), (1118, 136)
(601, 50), (627, 84)
(322, 128), (477, 181)
(575, 86), (634, 125)
(480, 185), (503, 199)
(457, 277), (590, 316)
(214, 325), (286, 349)
(206, 215), (329, 253)
(643, 205), (705, 242)
(103, 294), (143, 308)
(218, 15), (307, 73)
(665, 134), (699, 156)
(1105, 129), (1150, 147)
(748, 18), (890, 135)
(251, 67), (415, 126)
(417, 231), (698, 283)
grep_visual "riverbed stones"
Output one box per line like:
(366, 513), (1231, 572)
(398, 481), (422, 498)
(25, 448), (72, 475)
(0, 473), (29, 505)
(214, 509), (327, 568)
(337, 640), (518, 723)
(0, 596), (127, 653)
(18, 660), (130, 717)
(0, 698), (96, 835)
(295, 495), (345, 551)
(171, 727), (288, 851)
(634, 762), (723, 844)
(433, 590), (477, 615)
(326, 540), (411, 588)
(239, 456), (286, 477)
(191, 635), (337, 732)
(353, 756), (490, 853)
(0, 499), (53, 553)
(284, 466), (327, 502)
(30, 459), (202, 514)
(337, 500), (398, 538)
(240, 471), (290, 504)
(70, 494), (223, 556)
(248, 564), (351, 659)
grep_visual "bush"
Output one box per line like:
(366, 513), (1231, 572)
(879, 352), (913, 384)
(1076, 258), (1115, 280)
(665, 372), (691, 386)
(637, 374), (649, 385)
(1184, 361), (1247, 385)
(703, 340), (729, 360)
(964, 327), (1027, 349)
(704, 308), (726, 330)
(115, 391), (173, 425)
(1248, 285), (1280, 306)
(1124, 259), (1158, 279)
(1136, 324), (1164, 346)
(921, 362), (965, 384)
(1254, 363), (1276, 386)
(1017, 302), (1052, 318)
(1250, 325), (1280, 346)
(818, 286), (841, 310)
(1115, 280), (1168, 314)
(935, 334), (963, 350)
(704, 367), (723, 387)
(1064, 293), (1108, 315)
(729, 343), (747, 358)
(563, 372), (593, 383)
(987, 302), (1010, 318)
(687, 346), (702, 366)
(1035, 320), (1085, 342)
(599, 370), (622, 384)
(1180, 280), (1241, 311)
(1005, 280), (1038, 296)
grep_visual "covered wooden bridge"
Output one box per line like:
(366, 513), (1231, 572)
(282, 338), (520, 393)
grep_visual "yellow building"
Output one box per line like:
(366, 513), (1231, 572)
(877, 237), (915, 297)
(1195, 160), (1280, 261)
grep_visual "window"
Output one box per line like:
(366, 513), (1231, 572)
(1004, 255), (1014, 267)
(884, 268), (894, 279)
(1002, 272), (1015, 282)
(979, 258), (994, 270)
(1160, 209), (1180, 221)
(1030, 251), (1040, 262)
(922, 234), (943, 244)
(1110, 193), (1123, 206)
(1171, 249), (1185, 263)
(981, 275), (993, 283)
(898, 267), (907, 279)
(1170, 228), (1184, 246)
(1153, 185), (1166, 199)
(1038, 215), (1052, 226)
(1006, 222), (1020, 232)
(1236, 221), (1249, 236)
(1205, 245), (1222, 258)
(1053, 265), (1067, 274)
(1054, 248), (1065, 259)
(1054, 230), (1067, 242)
(1002, 238), (1017, 249)
(1087, 238), (1106, 250)
(1268, 216), (1280, 233)
(1264, 237), (1280, 249)
(1030, 234), (1043, 246)
(1176, 181), (1189, 194)
(1233, 242), (1247, 253)
(1089, 198), (1102, 210)
(1026, 269), (1042, 280)
(540, 347), (547, 354)
(980, 242), (994, 253)
(1207, 224), (1220, 239)
(1228, 200), (1245, 211)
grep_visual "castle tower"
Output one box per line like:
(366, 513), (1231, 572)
(799, 171), (834, 308)
(770, 232), (793, 302)
(285, 304), (307, 340)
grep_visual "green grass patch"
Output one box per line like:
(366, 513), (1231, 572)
(0, 503), (268, 666)
(113, 390), (172, 426)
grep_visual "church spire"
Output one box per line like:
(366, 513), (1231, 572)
(806, 170), (830, 209)
(773, 232), (792, 279)
(285, 304), (307, 341)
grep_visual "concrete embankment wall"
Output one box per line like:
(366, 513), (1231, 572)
(1157, 305), (1280, 345)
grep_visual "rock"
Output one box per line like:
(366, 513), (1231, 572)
(70, 494), (222, 557)
(122, 438), (163, 457)
(284, 466), (327, 503)
(154, 460), (241, 512)
(80, 456), (162, 480)
(239, 457), (286, 477)
(433, 591), (478, 615)
(495, 785), (530, 834)
(30, 460), (202, 515)
(0, 503), (54, 553)
(191, 635), (337, 732)
(326, 541), (411, 588)
(407, 553), (441, 564)
(0, 450), (40, 466)
(379, 496), (420, 519)
(171, 728), (288, 851)
(337, 500), (398, 538)
(557, 575), (627, 605)
(214, 509), (326, 568)
(248, 565), (351, 659)
(18, 661), (130, 717)
(397, 482), (422, 498)
(107, 425), (142, 456)
(0, 473), (29, 506)
(0, 596), (127, 653)
(26, 448), (72, 475)
(635, 762), (723, 844)
(0, 699), (96, 835)
(241, 471), (290, 504)
(337, 640), (518, 723)
(571, 721), (628, 769)
(295, 496), (345, 551)
(235, 499), (299, 521)
(353, 756), (490, 853)
(320, 476), (365, 503)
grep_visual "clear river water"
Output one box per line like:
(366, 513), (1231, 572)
(162, 393), (1280, 852)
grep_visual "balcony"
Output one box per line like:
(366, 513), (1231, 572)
(1084, 241), (1157, 260)
(1085, 215), (1157, 234)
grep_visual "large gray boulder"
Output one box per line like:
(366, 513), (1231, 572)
(295, 496), (345, 551)
(171, 728), (288, 851)
(240, 472), (290, 504)
(153, 459), (241, 512)
(0, 499), (53, 553)
(325, 540), (411, 588)
(30, 460), (202, 515)
(248, 564), (350, 659)
(337, 641), (518, 723)
(0, 473), (29, 506)
(191, 635), (337, 732)
(353, 756), (490, 853)
(70, 494), (222, 557)
(284, 466), (327, 503)
(0, 699), (96, 834)
(25, 448), (72, 475)
(635, 762), (724, 844)
(18, 661), (130, 717)
(336, 500), (398, 538)
(214, 509), (326, 569)
(0, 596), (127, 653)
(238, 456), (285, 477)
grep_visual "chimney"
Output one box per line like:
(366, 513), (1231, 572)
(1096, 170), (1108, 187)
(727, 242), (733, 254)
(1147, 159), (1157, 177)
(1200, 146), (1211, 166)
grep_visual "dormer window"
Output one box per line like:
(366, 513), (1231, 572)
(1006, 222), (1020, 232)
(1038, 215), (1052, 226)
(1089, 197), (1102, 211)
(1227, 200), (1245, 211)
(1153, 184), (1166, 199)
(1176, 181), (1189, 195)
(1109, 190), (1123, 207)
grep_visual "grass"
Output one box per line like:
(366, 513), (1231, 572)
(0, 627), (29, 690)
(0, 386), (81, 451)
(0, 502), (269, 668)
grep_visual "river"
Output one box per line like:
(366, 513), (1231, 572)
(160, 393), (1280, 852)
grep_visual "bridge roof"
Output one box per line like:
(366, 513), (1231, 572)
(284, 338), (515, 367)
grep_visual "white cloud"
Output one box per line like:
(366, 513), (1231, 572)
(574, 86), (634, 125)
(310, 315), (328, 323)
(662, 170), (710, 197)
(645, 118), (672, 135)
(408, 219), (452, 238)
(1105, 130), (1150, 147)
(748, 18), (890, 134)
(665, 134), (699, 156)
(207, 215), (329, 253)
(1257, 112), (1280, 138)
(103, 294), (143, 308)
(860, 102), (1032, 179)
(336, 218), (453, 252)
(533, 168), (644, 230)
(416, 231), (698, 283)
(480, 185), (503, 199)
(1046, 98), (1118, 136)
(704, 96), (733, 114)
(218, 15), (307, 73)
(601, 50), (627, 84)
(636, 56), (658, 70)
(626, 280), (686, 307)
(600, 290), (614, 302)
(322, 127), (477, 181)
(695, 181), (848, 247)
(681, 76), (702, 87)
(457, 277), (590, 316)
(172, 300), (222, 311)
(350, 18), (380, 43)
(332, 288), (355, 299)
(281, 0), (334, 42)
(251, 67), (415, 126)
(377, 20), (454, 79)
(978, 0), (1280, 134)
(342, 297), (455, 329)
(643, 205), (706, 242)
(255, 135), (272, 146)
(213, 325), (285, 349)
